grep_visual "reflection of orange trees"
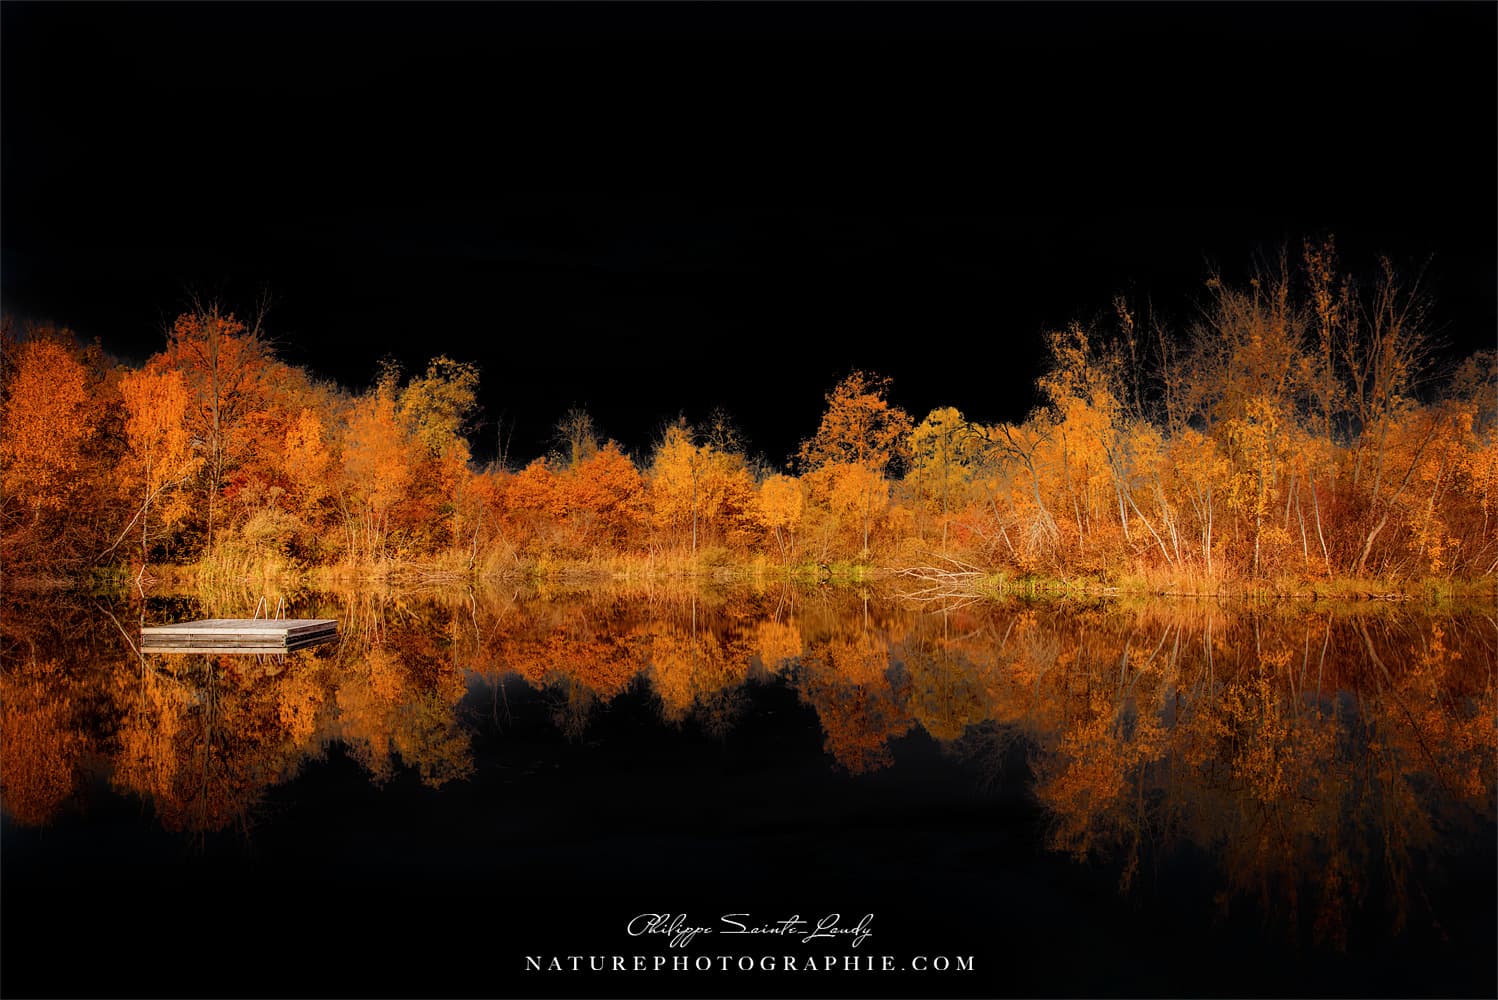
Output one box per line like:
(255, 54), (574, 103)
(110, 653), (333, 834)
(817, 596), (1498, 947)
(2, 592), (138, 826)
(1009, 610), (1177, 866)
(796, 613), (912, 773)
(112, 668), (191, 820)
(466, 589), (784, 737)
(648, 619), (753, 724)
(472, 591), (775, 736)
(332, 599), (474, 787)
(1004, 606), (1496, 944)
(798, 675), (910, 774)
(898, 612), (993, 742)
(1334, 618), (1497, 941)
(1388, 620), (1497, 801)
(467, 594), (655, 739)
(1044, 700), (1155, 859)
(1200, 672), (1350, 943)
(1216, 669), (1334, 807)
(754, 619), (802, 672)
(500, 619), (649, 698)
(0, 659), (88, 825)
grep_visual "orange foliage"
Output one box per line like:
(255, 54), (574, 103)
(754, 474), (804, 559)
(1, 579), (1491, 973)
(0, 337), (94, 517)
(1, 242), (1494, 582)
(119, 366), (199, 556)
(0, 659), (86, 825)
(342, 380), (414, 561)
(798, 370), (913, 474)
(648, 422), (757, 552)
(557, 443), (646, 547)
(755, 618), (802, 671)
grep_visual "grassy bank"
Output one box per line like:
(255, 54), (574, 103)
(946, 569), (1498, 606)
(8, 548), (1494, 608)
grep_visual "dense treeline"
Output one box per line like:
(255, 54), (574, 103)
(2, 241), (1494, 587)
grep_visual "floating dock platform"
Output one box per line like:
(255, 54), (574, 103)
(141, 618), (338, 653)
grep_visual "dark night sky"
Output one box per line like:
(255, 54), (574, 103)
(3, 2), (1494, 467)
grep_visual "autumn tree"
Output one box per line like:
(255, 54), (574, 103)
(1302, 236), (1353, 447)
(799, 372), (912, 557)
(0, 327), (117, 570)
(0, 334), (95, 523)
(974, 419), (1061, 562)
(799, 370), (913, 475)
(554, 407), (601, 470)
(341, 371), (414, 562)
(802, 461), (892, 558)
(499, 458), (561, 552)
(555, 442), (646, 548)
(399, 357), (480, 460)
(907, 405), (992, 550)
(1186, 258), (1307, 434)
(115, 367), (200, 562)
(398, 356), (480, 551)
(650, 420), (705, 553)
(1344, 258), (1435, 574)
(908, 407), (980, 519)
(281, 407), (336, 536)
(0, 238), (1490, 587)
(648, 417), (756, 554)
(755, 473), (804, 561)
(165, 305), (273, 551)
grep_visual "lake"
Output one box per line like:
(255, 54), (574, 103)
(2, 583), (1494, 998)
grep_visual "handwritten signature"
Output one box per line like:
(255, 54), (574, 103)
(626, 913), (875, 949)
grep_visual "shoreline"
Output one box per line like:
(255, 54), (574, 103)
(6, 558), (1495, 608)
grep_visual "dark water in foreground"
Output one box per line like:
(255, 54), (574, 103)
(2, 585), (1494, 999)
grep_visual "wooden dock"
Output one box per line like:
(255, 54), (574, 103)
(141, 618), (337, 653)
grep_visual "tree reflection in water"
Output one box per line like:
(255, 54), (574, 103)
(2, 583), (1492, 950)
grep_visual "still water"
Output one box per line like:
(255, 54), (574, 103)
(2, 584), (1494, 998)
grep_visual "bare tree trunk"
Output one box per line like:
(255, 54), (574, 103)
(1310, 471), (1331, 575)
(1293, 480), (1310, 569)
(1125, 488), (1174, 565)
(207, 322), (221, 554)
(141, 458), (151, 563)
(1205, 484), (1214, 577)
(1356, 513), (1388, 577)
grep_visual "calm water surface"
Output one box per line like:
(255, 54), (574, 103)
(2, 585), (1494, 998)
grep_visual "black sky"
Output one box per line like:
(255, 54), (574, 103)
(3, 2), (1494, 466)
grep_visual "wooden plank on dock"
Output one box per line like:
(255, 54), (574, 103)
(142, 639), (336, 654)
(141, 618), (338, 651)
